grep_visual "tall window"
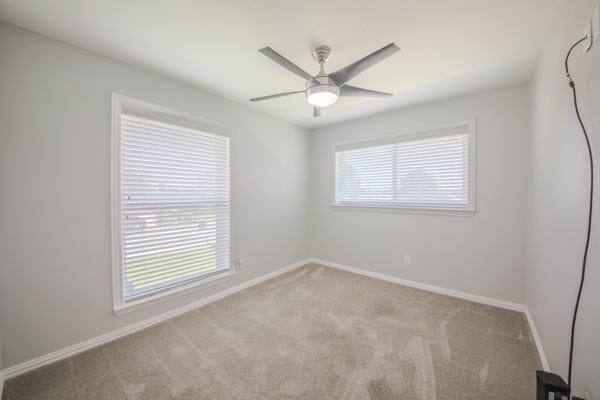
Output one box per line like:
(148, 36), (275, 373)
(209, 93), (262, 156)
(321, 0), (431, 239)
(334, 123), (476, 212)
(111, 95), (232, 312)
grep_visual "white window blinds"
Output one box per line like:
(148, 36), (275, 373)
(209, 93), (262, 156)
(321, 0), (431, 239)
(118, 111), (231, 303)
(335, 126), (474, 210)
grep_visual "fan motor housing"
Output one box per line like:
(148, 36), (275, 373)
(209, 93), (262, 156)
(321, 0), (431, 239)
(306, 74), (336, 88)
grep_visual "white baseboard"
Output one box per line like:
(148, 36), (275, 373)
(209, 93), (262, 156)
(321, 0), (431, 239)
(309, 258), (550, 371)
(525, 308), (550, 371)
(1, 259), (310, 380)
(309, 258), (526, 312)
(0, 370), (4, 399)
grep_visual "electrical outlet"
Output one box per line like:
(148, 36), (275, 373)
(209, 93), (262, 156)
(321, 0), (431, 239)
(583, 20), (593, 52)
(403, 255), (412, 265)
(593, 5), (600, 42)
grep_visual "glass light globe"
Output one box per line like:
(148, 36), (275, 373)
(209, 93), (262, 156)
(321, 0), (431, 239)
(306, 84), (339, 107)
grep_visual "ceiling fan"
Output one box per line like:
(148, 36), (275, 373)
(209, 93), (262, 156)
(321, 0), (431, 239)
(250, 43), (400, 117)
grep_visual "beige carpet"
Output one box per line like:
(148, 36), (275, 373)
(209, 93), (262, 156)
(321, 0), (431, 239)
(2, 264), (541, 399)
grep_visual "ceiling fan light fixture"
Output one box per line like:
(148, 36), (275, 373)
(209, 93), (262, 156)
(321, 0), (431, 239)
(251, 43), (399, 116)
(306, 84), (339, 107)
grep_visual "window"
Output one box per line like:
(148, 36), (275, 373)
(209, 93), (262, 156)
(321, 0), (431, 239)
(334, 122), (476, 212)
(111, 95), (232, 313)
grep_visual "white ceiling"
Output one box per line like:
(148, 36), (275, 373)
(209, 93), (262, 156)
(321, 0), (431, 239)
(0, 0), (558, 129)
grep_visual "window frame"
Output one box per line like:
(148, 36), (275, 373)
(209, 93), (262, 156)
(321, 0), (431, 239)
(111, 93), (236, 315)
(331, 120), (477, 215)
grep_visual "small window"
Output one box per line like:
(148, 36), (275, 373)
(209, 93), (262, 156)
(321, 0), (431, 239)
(334, 122), (476, 212)
(111, 95), (232, 312)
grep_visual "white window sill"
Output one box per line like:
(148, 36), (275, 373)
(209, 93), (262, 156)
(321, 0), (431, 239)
(113, 268), (236, 316)
(330, 203), (476, 217)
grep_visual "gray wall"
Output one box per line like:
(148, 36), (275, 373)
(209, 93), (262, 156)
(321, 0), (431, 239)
(527, 0), (600, 398)
(0, 22), (309, 368)
(309, 85), (530, 303)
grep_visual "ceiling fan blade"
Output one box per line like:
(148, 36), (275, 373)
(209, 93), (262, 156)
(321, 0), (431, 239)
(249, 91), (304, 102)
(339, 85), (393, 98)
(259, 47), (318, 84)
(314, 106), (322, 117)
(329, 43), (400, 86)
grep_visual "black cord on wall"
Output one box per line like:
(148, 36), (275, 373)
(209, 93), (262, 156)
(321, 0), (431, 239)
(564, 36), (594, 392)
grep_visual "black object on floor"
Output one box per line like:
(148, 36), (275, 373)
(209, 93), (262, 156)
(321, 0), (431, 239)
(536, 370), (570, 400)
